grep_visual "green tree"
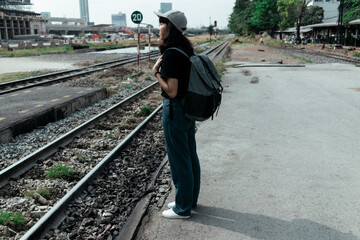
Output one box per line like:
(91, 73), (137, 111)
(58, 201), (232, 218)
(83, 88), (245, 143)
(277, 0), (312, 43)
(208, 25), (214, 36)
(302, 6), (324, 26)
(228, 0), (255, 35)
(277, 0), (297, 30)
(208, 24), (214, 43)
(342, 0), (360, 23)
(250, 0), (280, 33)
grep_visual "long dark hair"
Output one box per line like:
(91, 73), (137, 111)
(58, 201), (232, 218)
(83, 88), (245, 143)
(158, 17), (194, 56)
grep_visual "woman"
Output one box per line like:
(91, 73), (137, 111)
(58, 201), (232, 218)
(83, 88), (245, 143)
(152, 10), (200, 219)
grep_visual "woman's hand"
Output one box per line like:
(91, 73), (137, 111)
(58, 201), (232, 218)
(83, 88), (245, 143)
(153, 57), (163, 74)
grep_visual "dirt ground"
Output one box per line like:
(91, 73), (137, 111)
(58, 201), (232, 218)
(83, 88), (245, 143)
(229, 43), (303, 64)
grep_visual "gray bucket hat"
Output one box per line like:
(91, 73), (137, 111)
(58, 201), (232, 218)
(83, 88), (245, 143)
(154, 10), (187, 32)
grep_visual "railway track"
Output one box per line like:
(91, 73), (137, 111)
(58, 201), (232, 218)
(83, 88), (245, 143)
(270, 45), (360, 65)
(0, 39), (229, 96)
(0, 51), (160, 96)
(0, 39), (230, 239)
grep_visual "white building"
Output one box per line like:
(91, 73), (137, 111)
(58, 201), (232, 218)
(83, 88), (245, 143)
(111, 12), (126, 27)
(309, 0), (340, 23)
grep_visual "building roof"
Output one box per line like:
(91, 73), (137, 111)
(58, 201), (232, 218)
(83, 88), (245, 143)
(276, 27), (312, 33)
(305, 22), (338, 28)
(349, 19), (360, 25)
(0, 8), (39, 16)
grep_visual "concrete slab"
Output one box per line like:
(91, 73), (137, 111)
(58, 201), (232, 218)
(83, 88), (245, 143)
(136, 63), (360, 240)
(0, 86), (106, 143)
(0, 57), (76, 74)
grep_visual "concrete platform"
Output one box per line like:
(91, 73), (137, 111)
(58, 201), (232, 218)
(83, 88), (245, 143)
(136, 63), (360, 240)
(0, 86), (106, 143)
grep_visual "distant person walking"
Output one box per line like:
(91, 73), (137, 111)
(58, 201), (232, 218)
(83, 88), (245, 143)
(152, 10), (200, 219)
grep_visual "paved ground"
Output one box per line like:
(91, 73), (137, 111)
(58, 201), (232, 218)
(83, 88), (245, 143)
(0, 57), (76, 74)
(136, 62), (360, 240)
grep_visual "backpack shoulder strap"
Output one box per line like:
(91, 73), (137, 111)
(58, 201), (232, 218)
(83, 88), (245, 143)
(164, 47), (190, 59)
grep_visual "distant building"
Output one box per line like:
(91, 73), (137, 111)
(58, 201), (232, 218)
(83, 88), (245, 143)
(0, 8), (47, 40)
(309, 0), (340, 23)
(160, 2), (172, 13)
(79, 0), (89, 25)
(112, 12), (126, 27)
(41, 12), (51, 19)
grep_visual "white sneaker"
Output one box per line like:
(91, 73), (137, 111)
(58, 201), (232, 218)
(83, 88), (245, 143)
(167, 201), (175, 209)
(162, 208), (190, 219)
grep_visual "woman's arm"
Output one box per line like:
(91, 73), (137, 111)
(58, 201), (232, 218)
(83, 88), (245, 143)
(153, 57), (178, 98)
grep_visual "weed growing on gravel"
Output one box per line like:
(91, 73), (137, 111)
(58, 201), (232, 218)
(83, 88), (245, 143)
(106, 134), (116, 140)
(25, 188), (51, 198)
(106, 88), (118, 96)
(140, 105), (153, 116)
(76, 154), (94, 162)
(0, 212), (27, 230)
(215, 57), (227, 80)
(46, 164), (75, 179)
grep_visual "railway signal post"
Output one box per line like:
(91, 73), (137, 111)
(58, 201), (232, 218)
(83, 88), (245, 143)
(131, 11), (143, 71)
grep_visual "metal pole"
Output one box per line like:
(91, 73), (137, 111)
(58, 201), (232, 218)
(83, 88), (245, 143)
(148, 25), (151, 68)
(137, 24), (140, 71)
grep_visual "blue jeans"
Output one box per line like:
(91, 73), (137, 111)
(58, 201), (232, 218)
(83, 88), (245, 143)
(162, 98), (200, 216)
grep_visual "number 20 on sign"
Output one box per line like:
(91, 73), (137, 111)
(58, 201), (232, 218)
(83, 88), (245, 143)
(131, 11), (143, 24)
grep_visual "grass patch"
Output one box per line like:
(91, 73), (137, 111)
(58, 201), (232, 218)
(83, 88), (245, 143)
(93, 57), (119, 64)
(87, 39), (157, 49)
(0, 70), (53, 83)
(0, 212), (27, 230)
(264, 39), (284, 47)
(25, 188), (51, 199)
(288, 54), (312, 64)
(46, 164), (75, 180)
(140, 105), (153, 116)
(354, 52), (360, 58)
(214, 56), (227, 79)
(0, 45), (73, 57)
(145, 73), (152, 81)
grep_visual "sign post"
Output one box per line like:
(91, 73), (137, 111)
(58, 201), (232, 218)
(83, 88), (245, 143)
(131, 11), (143, 70)
(147, 24), (152, 68)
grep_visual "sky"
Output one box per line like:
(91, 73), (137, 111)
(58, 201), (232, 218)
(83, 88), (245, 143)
(31, 0), (235, 29)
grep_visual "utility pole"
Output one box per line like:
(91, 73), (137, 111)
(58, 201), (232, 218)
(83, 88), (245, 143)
(209, 17), (212, 44)
(336, 0), (344, 45)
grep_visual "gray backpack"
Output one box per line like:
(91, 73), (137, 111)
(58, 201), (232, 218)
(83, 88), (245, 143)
(167, 47), (223, 121)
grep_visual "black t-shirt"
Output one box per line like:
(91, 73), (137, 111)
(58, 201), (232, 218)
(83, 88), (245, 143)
(160, 49), (192, 99)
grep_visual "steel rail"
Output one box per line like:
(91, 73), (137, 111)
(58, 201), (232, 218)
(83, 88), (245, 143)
(0, 51), (160, 95)
(202, 39), (230, 56)
(210, 39), (231, 60)
(0, 81), (158, 188)
(0, 40), (230, 239)
(271, 45), (360, 64)
(20, 103), (164, 240)
(0, 39), (230, 189)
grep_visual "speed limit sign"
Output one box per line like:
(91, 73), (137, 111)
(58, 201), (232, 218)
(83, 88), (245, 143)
(131, 11), (143, 24)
